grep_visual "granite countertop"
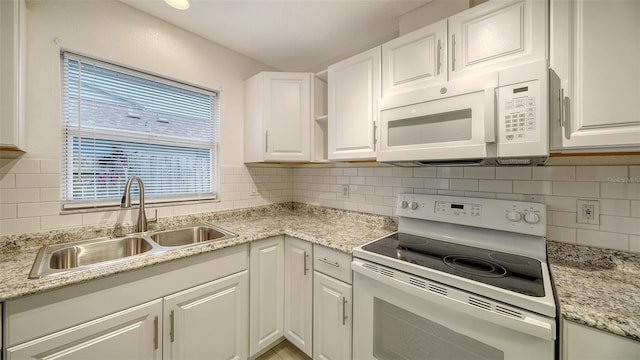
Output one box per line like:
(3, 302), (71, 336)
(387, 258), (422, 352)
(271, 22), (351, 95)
(548, 241), (640, 342)
(0, 203), (396, 302)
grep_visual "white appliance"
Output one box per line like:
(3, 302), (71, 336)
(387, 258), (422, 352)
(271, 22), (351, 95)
(352, 194), (557, 359)
(377, 61), (549, 166)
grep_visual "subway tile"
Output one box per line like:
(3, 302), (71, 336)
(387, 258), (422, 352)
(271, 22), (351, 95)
(413, 167), (437, 178)
(601, 182), (640, 200)
(366, 194), (384, 205)
(0, 159), (40, 174)
(495, 167), (532, 180)
(437, 167), (463, 179)
(0, 174), (16, 188)
(436, 190), (465, 196)
(576, 166), (627, 182)
(464, 192), (496, 199)
(365, 176), (382, 186)
(233, 200), (250, 208)
(533, 166), (575, 181)
(41, 214), (83, 231)
(513, 180), (552, 195)
(0, 188), (41, 203)
(40, 188), (61, 202)
(343, 202), (359, 211)
(0, 217), (41, 235)
(40, 159), (60, 174)
(82, 210), (124, 226)
(393, 187), (413, 196)
(552, 211), (599, 230)
(599, 199), (630, 217)
(414, 188), (437, 195)
(374, 167), (393, 177)
(336, 176), (349, 184)
(632, 201), (640, 217)
(382, 177), (402, 187)
(358, 203), (375, 214)
(630, 235), (640, 253)
(374, 205), (394, 216)
(424, 178), (449, 190)
(358, 168), (375, 177)
(392, 168), (413, 177)
(577, 229), (629, 251)
(1, 204), (16, 219)
(15, 174), (59, 188)
(17, 202), (60, 218)
(449, 179), (478, 191)
(463, 167), (495, 179)
(323, 176), (337, 184)
(375, 186), (393, 196)
(553, 181), (599, 197)
(350, 176), (365, 185)
(543, 196), (577, 212)
(630, 166), (640, 181)
(343, 168), (358, 176)
(546, 226), (576, 244)
(479, 180), (511, 193)
(600, 215), (640, 235)
(402, 177), (424, 188)
(221, 167), (235, 175)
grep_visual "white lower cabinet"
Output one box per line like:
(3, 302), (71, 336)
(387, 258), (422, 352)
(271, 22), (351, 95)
(284, 236), (313, 357)
(313, 272), (352, 360)
(7, 300), (163, 359)
(249, 236), (285, 357)
(163, 271), (248, 360)
(563, 321), (640, 360)
(4, 245), (248, 360)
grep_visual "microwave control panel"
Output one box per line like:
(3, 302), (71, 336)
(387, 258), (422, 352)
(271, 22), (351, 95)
(498, 81), (540, 143)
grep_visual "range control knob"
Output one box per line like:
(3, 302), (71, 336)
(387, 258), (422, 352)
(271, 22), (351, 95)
(524, 212), (540, 224)
(410, 202), (419, 210)
(506, 210), (522, 222)
(400, 201), (409, 209)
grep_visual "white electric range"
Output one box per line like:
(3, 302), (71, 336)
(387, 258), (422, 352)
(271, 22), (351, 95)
(352, 194), (557, 359)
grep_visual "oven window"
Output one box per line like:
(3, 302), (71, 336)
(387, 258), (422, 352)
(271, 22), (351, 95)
(387, 109), (472, 146)
(373, 298), (503, 360)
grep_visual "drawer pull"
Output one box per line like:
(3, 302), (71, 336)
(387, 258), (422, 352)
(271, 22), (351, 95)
(318, 258), (340, 267)
(153, 316), (159, 350)
(342, 297), (348, 326)
(304, 251), (309, 276)
(170, 309), (175, 342)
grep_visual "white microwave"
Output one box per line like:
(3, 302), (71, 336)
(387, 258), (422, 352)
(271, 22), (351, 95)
(377, 61), (549, 166)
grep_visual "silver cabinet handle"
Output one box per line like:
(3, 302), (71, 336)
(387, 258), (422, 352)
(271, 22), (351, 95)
(153, 316), (159, 350)
(559, 88), (565, 127)
(451, 34), (457, 71)
(170, 309), (175, 343)
(342, 297), (348, 326)
(319, 258), (340, 267)
(303, 251), (309, 276)
(372, 121), (377, 151)
(265, 130), (269, 153)
(436, 39), (442, 75)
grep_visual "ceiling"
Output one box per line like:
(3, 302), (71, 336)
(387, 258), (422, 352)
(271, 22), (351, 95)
(120, 0), (432, 72)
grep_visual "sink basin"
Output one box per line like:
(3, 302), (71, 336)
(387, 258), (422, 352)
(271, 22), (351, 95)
(29, 223), (237, 279)
(150, 224), (236, 247)
(49, 237), (153, 270)
(30, 235), (156, 279)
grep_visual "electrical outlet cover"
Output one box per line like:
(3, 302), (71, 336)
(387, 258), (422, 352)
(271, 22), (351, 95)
(577, 199), (600, 225)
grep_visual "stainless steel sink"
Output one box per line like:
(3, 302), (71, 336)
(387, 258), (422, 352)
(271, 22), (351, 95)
(149, 224), (236, 247)
(29, 224), (237, 279)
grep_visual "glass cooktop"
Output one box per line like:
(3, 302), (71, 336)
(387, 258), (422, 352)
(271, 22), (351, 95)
(361, 232), (545, 297)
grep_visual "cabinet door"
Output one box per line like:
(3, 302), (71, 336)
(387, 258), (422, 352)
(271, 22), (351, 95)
(550, 0), (640, 150)
(250, 236), (285, 357)
(448, 0), (546, 81)
(328, 47), (380, 161)
(264, 72), (312, 161)
(382, 19), (447, 98)
(284, 236), (313, 357)
(313, 272), (352, 360)
(563, 321), (640, 359)
(0, 0), (26, 155)
(7, 300), (162, 360)
(163, 270), (248, 360)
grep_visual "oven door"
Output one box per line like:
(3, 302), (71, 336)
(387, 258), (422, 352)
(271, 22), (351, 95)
(377, 74), (498, 164)
(352, 260), (556, 360)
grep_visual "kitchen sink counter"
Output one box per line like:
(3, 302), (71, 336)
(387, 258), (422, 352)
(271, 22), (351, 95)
(547, 241), (640, 342)
(0, 203), (396, 302)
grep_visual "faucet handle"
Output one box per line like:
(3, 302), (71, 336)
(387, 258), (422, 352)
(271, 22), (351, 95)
(147, 209), (158, 224)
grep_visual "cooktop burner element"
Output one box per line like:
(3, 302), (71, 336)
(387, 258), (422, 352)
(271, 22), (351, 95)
(361, 232), (545, 297)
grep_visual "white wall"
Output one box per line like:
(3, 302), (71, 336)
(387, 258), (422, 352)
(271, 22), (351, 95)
(399, 0), (469, 35)
(0, 0), (289, 235)
(292, 165), (640, 253)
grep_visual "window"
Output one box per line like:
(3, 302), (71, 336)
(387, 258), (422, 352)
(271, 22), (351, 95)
(61, 53), (219, 210)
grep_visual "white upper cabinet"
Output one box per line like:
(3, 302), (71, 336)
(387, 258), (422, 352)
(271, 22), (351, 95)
(448, 0), (546, 80)
(382, 20), (447, 97)
(244, 72), (312, 162)
(0, 0), (26, 158)
(381, 0), (546, 98)
(328, 47), (381, 161)
(550, 0), (640, 151)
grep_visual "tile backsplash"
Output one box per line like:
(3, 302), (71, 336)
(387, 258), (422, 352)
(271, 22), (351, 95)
(1, 159), (639, 254)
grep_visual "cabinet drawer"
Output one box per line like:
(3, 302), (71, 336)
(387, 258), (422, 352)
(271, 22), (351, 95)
(313, 245), (352, 284)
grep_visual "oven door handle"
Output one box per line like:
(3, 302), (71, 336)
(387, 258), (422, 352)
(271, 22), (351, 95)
(352, 261), (555, 341)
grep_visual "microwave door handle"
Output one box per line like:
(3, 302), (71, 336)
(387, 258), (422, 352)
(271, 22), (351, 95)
(484, 88), (496, 143)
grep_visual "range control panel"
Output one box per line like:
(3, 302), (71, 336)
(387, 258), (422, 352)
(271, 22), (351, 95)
(397, 194), (546, 236)
(499, 80), (541, 143)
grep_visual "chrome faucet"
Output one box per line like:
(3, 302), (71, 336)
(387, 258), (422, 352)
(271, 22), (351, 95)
(121, 176), (148, 232)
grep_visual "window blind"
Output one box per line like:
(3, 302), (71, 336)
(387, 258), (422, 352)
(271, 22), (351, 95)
(61, 53), (219, 210)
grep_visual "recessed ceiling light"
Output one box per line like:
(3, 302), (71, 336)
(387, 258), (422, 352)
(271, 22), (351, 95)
(164, 0), (190, 10)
